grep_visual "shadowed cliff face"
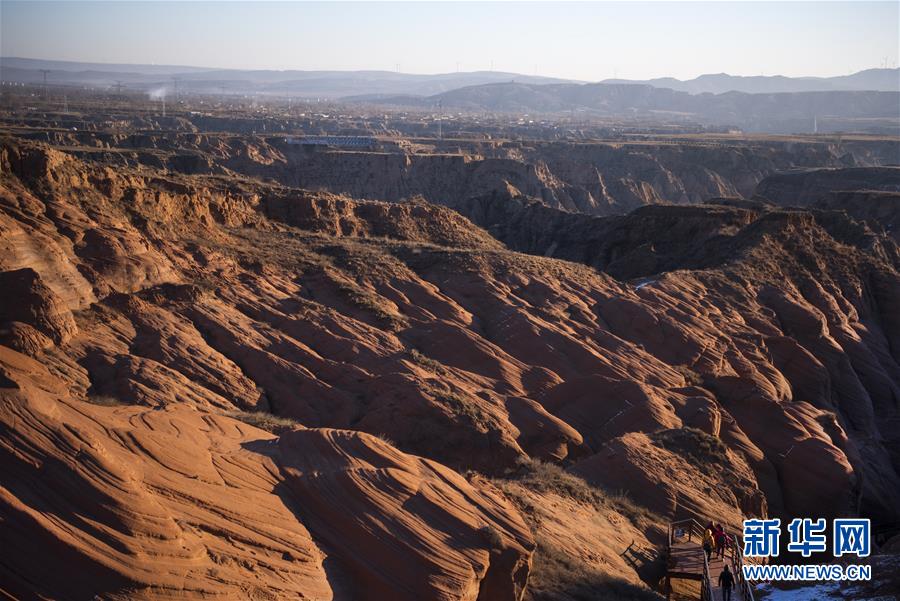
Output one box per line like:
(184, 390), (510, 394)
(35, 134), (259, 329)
(754, 166), (900, 243)
(457, 190), (900, 528)
(6, 122), (896, 217)
(458, 192), (900, 277)
(2, 136), (900, 599)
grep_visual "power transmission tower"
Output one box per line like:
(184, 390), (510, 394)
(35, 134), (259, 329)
(437, 99), (443, 140)
(39, 69), (50, 100)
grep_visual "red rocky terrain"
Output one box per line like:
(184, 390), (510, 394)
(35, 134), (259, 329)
(2, 126), (900, 599)
(753, 166), (900, 242)
(3, 108), (897, 217)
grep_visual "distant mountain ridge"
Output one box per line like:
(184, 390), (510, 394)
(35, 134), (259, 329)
(1, 57), (897, 97)
(359, 81), (900, 134)
(0, 57), (577, 98)
(602, 69), (900, 94)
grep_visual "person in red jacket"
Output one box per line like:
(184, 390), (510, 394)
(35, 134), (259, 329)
(714, 524), (727, 559)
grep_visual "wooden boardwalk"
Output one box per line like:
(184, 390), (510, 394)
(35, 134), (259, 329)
(665, 518), (754, 601)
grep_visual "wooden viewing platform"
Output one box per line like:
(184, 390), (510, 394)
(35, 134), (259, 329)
(664, 518), (756, 601)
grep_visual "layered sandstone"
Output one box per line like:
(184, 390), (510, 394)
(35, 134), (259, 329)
(2, 135), (899, 598)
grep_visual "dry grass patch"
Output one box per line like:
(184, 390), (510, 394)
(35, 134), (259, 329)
(408, 348), (448, 375)
(87, 394), (126, 406)
(434, 390), (492, 432)
(333, 277), (409, 331)
(490, 462), (666, 601)
(478, 524), (504, 549)
(500, 459), (657, 528)
(225, 410), (300, 433)
(525, 536), (662, 601)
(654, 427), (729, 467)
(671, 364), (704, 387)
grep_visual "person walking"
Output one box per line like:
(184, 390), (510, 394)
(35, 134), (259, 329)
(714, 524), (727, 559)
(723, 530), (734, 558)
(719, 563), (735, 601)
(702, 525), (714, 562)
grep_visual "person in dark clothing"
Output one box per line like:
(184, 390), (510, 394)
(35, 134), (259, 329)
(719, 564), (735, 601)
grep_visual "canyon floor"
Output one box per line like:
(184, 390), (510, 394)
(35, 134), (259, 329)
(1, 95), (899, 600)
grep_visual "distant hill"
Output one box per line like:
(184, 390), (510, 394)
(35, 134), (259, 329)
(601, 69), (900, 94)
(3, 57), (897, 98)
(4, 57), (897, 132)
(0, 57), (577, 98)
(358, 82), (900, 134)
(0, 57), (214, 75)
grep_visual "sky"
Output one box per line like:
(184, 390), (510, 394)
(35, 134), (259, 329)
(1, 1), (898, 81)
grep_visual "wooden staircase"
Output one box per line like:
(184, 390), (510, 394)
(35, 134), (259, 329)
(664, 518), (756, 601)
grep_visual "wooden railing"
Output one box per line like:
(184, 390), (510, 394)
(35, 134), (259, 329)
(726, 529), (755, 601)
(667, 517), (756, 601)
(668, 518), (714, 600)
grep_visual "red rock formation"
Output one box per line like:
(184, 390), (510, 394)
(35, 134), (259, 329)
(0, 268), (77, 346)
(2, 135), (899, 598)
(0, 345), (534, 600)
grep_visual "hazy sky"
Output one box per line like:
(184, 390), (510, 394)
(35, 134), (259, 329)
(2, 1), (898, 81)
